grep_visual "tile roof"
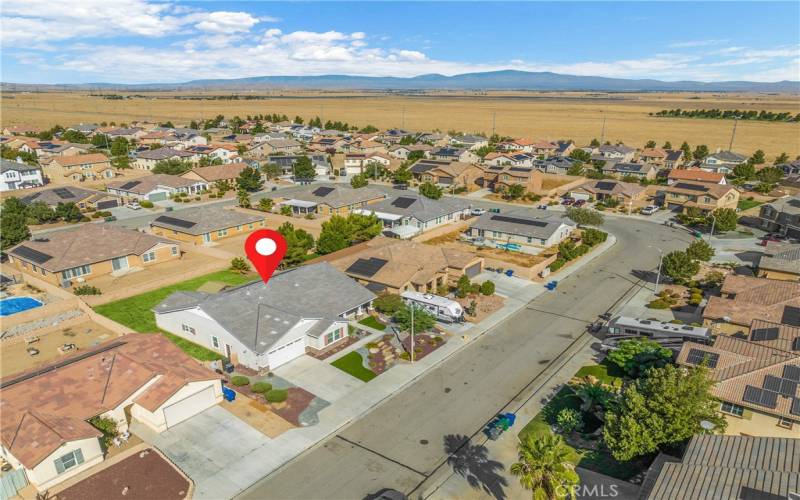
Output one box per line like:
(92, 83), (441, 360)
(19, 186), (116, 207)
(470, 210), (575, 240)
(763, 195), (800, 216)
(759, 245), (800, 276)
(150, 207), (265, 235)
(45, 153), (110, 167)
(107, 174), (204, 194)
(665, 181), (734, 199)
(8, 224), (175, 272)
(283, 183), (386, 208)
(667, 168), (725, 183)
(0, 334), (218, 469)
(708, 150), (747, 163)
(183, 162), (249, 182)
(0, 159), (40, 173)
(576, 179), (645, 197)
(136, 147), (194, 161)
(359, 192), (471, 223)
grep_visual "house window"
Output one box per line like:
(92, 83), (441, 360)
(54, 449), (84, 474)
(217, 229), (228, 237)
(249, 223), (254, 229)
(720, 401), (745, 417)
(142, 251), (156, 263)
(181, 324), (196, 335)
(325, 327), (344, 345)
(61, 264), (91, 279)
(778, 417), (794, 429)
(237, 225), (242, 231)
(171, 246), (178, 256)
(212, 336), (219, 348)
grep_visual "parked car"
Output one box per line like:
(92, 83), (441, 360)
(537, 204), (548, 210)
(489, 208), (501, 213)
(561, 198), (575, 206)
(640, 205), (659, 215)
(573, 199), (586, 208)
(471, 207), (487, 216)
(126, 201), (141, 210)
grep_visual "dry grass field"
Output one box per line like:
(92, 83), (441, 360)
(2, 90), (799, 157)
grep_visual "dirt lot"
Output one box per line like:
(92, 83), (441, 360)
(221, 394), (295, 438)
(3, 91), (798, 157)
(1, 319), (119, 378)
(423, 229), (553, 268)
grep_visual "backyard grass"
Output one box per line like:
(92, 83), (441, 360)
(331, 351), (376, 382)
(574, 361), (625, 387)
(737, 198), (764, 211)
(94, 270), (254, 361)
(358, 316), (387, 331)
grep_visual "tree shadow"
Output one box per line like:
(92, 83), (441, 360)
(734, 250), (762, 266)
(630, 269), (660, 285)
(444, 434), (508, 500)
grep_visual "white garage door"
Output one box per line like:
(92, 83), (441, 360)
(163, 386), (217, 428)
(267, 337), (306, 369)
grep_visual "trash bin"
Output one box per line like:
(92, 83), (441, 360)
(222, 386), (236, 402)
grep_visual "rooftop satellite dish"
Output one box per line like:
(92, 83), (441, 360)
(700, 420), (715, 431)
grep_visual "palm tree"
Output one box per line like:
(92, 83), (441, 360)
(574, 380), (613, 418)
(237, 188), (251, 208)
(510, 434), (579, 500)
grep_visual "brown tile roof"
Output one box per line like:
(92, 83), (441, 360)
(666, 181), (735, 199)
(183, 162), (249, 182)
(747, 319), (800, 352)
(8, 224), (176, 272)
(667, 169), (725, 184)
(641, 148), (667, 158)
(576, 180), (646, 198)
(107, 173), (203, 194)
(0, 334), (219, 468)
(704, 276), (800, 327)
(427, 162), (476, 178)
(45, 153), (110, 167)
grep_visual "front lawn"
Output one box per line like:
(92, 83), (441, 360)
(331, 351), (376, 382)
(737, 198), (763, 211)
(574, 361), (625, 387)
(94, 270), (254, 361)
(358, 316), (387, 331)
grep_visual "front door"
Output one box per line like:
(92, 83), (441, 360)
(225, 343), (232, 359)
(203, 233), (211, 243)
(111, 256), (128, 271)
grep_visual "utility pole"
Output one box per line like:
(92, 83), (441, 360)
(600, 115), (607, 144)
(410, 304), (415, 364)
(654, 248), (664, 296)
(728, 118), (738, 152)
(491, 111), (496, 137)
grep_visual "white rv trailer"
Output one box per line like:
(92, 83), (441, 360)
(400, 291), (464, 323)
(602, 316), (712, 352)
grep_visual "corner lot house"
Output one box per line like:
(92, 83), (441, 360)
(466, 210), (575, 254)
(0, 334), (222, 492)
(42, 153), (115, 183)
(570, 180), (648, 207)
(154, 263), (376, 369)
(107, 174), (207, 202)
(19, 186), (120, 212)
(758, 195), (800, 239)
(7, 224), (181, 287)
(664, 181), (739, 214)
(1, 159), (44, 191)
(702, 275), (800, 335)
(150, 206), (266, 245)
(275, 184), (386, 215)
(133, 147), (196, 171)
(352, 193), (472, 239)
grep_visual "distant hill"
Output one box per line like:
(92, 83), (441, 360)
(4, 70), (799, 92)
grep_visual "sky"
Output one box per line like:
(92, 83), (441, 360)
(2, 1), (799, 84)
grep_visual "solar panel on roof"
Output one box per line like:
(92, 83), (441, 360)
(782, 306), (800, 327)
(12, 245), (53, 264)
(793, 337), (800, 351)
(153, 215), (196, 229)
(595, 181), (617, 191)
(312, 187), (335, 197)
(783, 365), (800, 382)
(742, 385), (778, 409)
(791, 397), (800, 417)
(490, 215), (548, 228)
(779, 378), (798, 397)
(509, 167), (531, 172)
(686, 348), (720, 368)
(391, 197), (417, 209)
(53, 188), (75, 199)
(751, 327), (780, 342)
(763, 375), (782, 392)
(345, 257), (388, 278)
(119, 181), (141, 190)
(674, 182), (709, 192)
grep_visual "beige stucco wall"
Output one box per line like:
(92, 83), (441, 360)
(151, 219), (265, 245)
(760, 269), (800, 282)
(722, 406), (800, 438)
(25, 437), (104, 491)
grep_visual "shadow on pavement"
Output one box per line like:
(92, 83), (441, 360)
(444, 434), (508, 500)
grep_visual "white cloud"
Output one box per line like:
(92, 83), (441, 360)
(669, 39), (727, 48)
(194, 11), (260, 34)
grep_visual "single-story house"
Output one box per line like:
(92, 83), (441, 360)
(133, 147), (196, 171)
(430, 146), (478, 164)
(352, 193), (472, 239)
(388, 144), (433, 160)
(570, 180), (648, 207)
(0, 334), (222, 492)
(1, 159), (44, 191)
(106, 174), (208, 202)
(532, 157), (576, 176)
(267, 154), (329, 177)
(483, 152), (536, 168)
(664, 181), (739, 214)
(154, 262), (376, 368)
(150, 207), (266, 245)
(597, 144), (636, 162)
(181, 162), (251, 186)
(466, 210), (575, 254)
(275, 184), (386, 215)
(7, 224), (181, 287)
(42, 153), (115, 183)
(449, 134), (488, 151)
(19, 186), (121, 212)
(185, 144), (239, 163)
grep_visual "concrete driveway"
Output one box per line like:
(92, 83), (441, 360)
(473, 271), (535, 298)
(274, 355), (364, 403)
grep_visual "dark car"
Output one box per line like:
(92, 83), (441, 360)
(561, 198), (575, 206)
(573, 199), (586, 207)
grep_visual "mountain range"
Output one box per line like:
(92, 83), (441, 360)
(4, 70), (799, 92)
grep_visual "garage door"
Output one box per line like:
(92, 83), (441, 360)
(267, 337), (306, 369)
(163, 386), (217, 428)
(96, 199), (119, 209)
(148, 192), (168, 202)
(465, 262), (483, 278)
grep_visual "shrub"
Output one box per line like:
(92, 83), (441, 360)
(265, 389), (288, 402)
(581, 228), (608, 247)
(373, 293), (404, 314)
(647, 299), (671, 309)
(480, 280), (495, 296)
(74, 284), (102, 295)
(139, 200), (154, 208)
(88, 416), (119, 448)
(91, 212), (103, 218)
(230, 375), (250, 386)
(549, 258), (567, 271)
(399, 352), (411, 360)
(195, 196), (201, 201)
(556, 408), (583, 434)
(433, 336), (443, 344)
(689, 293), (703, 306)
(366, 342), (379, 349)
(251, 382), (272, 393)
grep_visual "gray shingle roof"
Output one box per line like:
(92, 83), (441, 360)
(361, 193), (470, 222)
(469, 210), (574, 240)
(759, 245), (800, 276)
(136, 147), (194, 161)
(153, 263), (375, 353)
(19, 186), (114, 207)
(284, 184), (385, 209)
(1, 159), (40, 173)
(150, 207), (265, 235)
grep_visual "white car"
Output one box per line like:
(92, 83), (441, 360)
(471, 208), (487, 216)
(126, 202), (141, 210)
(640, 205), (659, 215)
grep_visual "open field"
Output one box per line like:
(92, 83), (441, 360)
(2, 90), (799, 157)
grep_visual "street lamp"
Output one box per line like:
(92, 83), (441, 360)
(410, 304), (415, 364)
(650, 246), (664, 296)
(707, 214), (717, 240)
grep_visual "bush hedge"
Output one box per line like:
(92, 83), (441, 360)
(230, 375), (250, 386)
(265, 389), (288, 403)
(251, 382), (272, 393)
(139, 200), (154, 208)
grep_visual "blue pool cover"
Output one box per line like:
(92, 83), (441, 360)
(0, 297), (43, 316)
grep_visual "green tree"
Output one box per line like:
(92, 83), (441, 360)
(680, 141), (692, 161)
(750, 149), (766, 165)
(733, 162), (755, 180)
(504, 184), (525, 200)
(237, 188), (251, 208)
(373, 293), (404, 314)
(236, 144), (248, 156)
(566, 162), (584, 176)
(686, 239), (714, 261)
(662, 141), (672, 150)
(91, 134), (109, 147)
(317, 215), (355, 255)
(480, 280), (495, 296)
(350, 173), (369, 189)
(775, 152), (789, 164)
(152, 159), (191, 175)
(229, 257), (250, 274)
(580, 228), (607, 246)
(569, 149), (591, 162)
(510, 433), (579, 500)
(565, 207), (604, 226)
(589, 138), (600, 147)
(258, 198), (274, 212)
(262, 163), (283, 180)
(708, 208), (738, 233)
(419, 181), (443, 200)
(393, 164), (413, 184)
(277, 222), (315, 267)
(645, 140), (656, 149)
(756, 166), (783, 188)
(61, 129), (89, 143)
(393, 304), (436, 332)
(237, 166), (264, 192)
(1, 211), (30, 250)
(661, 250), (700, 283)
(109, 137), (129, 157)
(607, 338), (673, 378)
(475, 145), (495, 159)
(360, 124), (378, 133)
(293, 155), (316, 180)
(407, 150), (426, 162)
(603, 365), (726, 461)
(692, 145), (709, 161)
(27, 202), (56, 224)
(456, 274), (472, 298)
(348, 213), (383, 242)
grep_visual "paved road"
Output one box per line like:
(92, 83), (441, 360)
(237, 217), (693, 500)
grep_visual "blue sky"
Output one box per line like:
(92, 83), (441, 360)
(2, 1), (798, 84)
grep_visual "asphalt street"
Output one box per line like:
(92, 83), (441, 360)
(237, 216), (693, 500)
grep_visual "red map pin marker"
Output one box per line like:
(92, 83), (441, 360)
(244, 229), (287, 285)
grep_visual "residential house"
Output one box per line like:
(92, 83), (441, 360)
(430, 146), (478, 164)
(19, 186), (120, 211)
(667, 168), (727, 185)
(181, 162), (251, 187)
(352, 193), (472, 239)
(267, 154), (330, 177)
(497, 138), (538, 153)
(417, 132), (450, 146)
(309, 137), (348, 153)
(185, 144), (239, 164)
(676, 333), (799, 437)
(703, 275), (800, 335)
(639, 148), (671, 165)
(106, 127), (146, 141)
(532, 157), (576, 176)
(413, 160), (483, 190)
(344, 153), (391, 175)
(41, 153), (115, 183)
(465, 210), (575, 254)
(275, 184), (386, 215)
(758, 244), (800, 281)
(26, 141), (94, 160)
(554, 141), (575, 157)
(347, 139), (387, 155)
(664, 181), (739, 214)
(778, 160), (800, 176)
(0, 334), (222, 492)
(703, 150), (747, 174)
(597, 144), (636, 163)
(67, 123), (99, 135)
(1, 159), (44, 191)
(219, 134), (254, 146)
(641, 435), (800, 499)
(249, 138), (302, 158)
(107, 174), (207, 202)
(388, 144), (433, 160)
(134, 147), (196, 171)
(2, 125), (40, 136)
(603, 162), (657, 180)
(450, 134), (488, 151)
(483, 152), (536, 168)
(664, 149), (685, 168)
(150, 207), (266, 245)
(7, 224), (181, 287)
(570, 180), (648, 207)
(482, 165), (543, 193)
(758, 196), (800, 238)
(379, 129), (412, 145)
(154, 263), (376, 368)
(329, 239), (484, 294)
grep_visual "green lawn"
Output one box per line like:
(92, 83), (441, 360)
(94, 270), (254, 361)
(737, 198), (763, 211)
(331, 351), (377, 382)
(574, 361), (625, 388)
(358, 316), (387, 331)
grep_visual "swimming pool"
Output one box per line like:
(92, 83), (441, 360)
(0, 296), (44, 316)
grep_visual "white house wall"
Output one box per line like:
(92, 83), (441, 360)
(130, 380), (222, 433)
(26, 437), (104, 492)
